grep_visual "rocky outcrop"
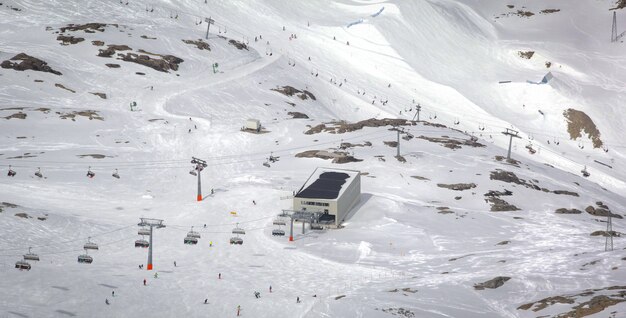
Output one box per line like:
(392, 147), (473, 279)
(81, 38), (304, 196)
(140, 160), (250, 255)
(474, 276), (510, 290)
(1, 53), (62, 75)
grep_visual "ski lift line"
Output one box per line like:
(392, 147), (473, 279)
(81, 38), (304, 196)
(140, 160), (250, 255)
(167, 215), (276, 228)
(0, 234), (135, 257)
(0, 224), (135, 252)
(0, 130), (396, 169)
(306, 60), (625, 149)
(167, 225), (272, 234)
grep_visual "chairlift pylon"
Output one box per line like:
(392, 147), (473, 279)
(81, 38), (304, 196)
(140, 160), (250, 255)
(7, 165), (16, 177)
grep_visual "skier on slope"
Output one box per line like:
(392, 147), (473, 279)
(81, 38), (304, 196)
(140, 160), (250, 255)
(105, 299), (110, 305)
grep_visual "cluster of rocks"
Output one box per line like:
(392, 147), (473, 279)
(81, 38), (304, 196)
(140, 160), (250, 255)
(417, 135), (485, 149)
(1, 53), (62, 75)
(305, 118), (411, 135)
(271, 85), (316, 101)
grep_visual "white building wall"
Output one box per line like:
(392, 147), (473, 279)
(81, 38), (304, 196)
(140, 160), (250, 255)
(336, 173), (361, 225)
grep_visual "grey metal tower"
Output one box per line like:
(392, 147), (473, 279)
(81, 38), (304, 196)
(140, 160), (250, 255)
(612, 11), (618, 43)
(502, 128), (521, 160)
(191, 157), (208, 201)
(138, 218), (165, 270)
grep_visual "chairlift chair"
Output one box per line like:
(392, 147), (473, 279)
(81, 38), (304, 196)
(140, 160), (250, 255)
(189, 165), (198, 176)
(23, 247), (40, 261)
(15, 260), (31, 270)
(78, 254), (93, 264)
(229, 237), (243, 245)
(187, 227), (201, 239)
(310, 223), (323, 230)
(112, 169), (120, 179)
(87, 166), (95, 178)
(184, 236), (198, 245)
(272, 229), (285, 236)
(135, 239), (149, 248)
(454, 119), (460, 125)
(581, 166), (590, 177)
(273, 218), (286, 226)
(232, 223), (245, 235)
(34, 167), (42, 178)
(7, 165), (16, 177)
(138, 227), (150, 236)
(84, 237), (99, 250)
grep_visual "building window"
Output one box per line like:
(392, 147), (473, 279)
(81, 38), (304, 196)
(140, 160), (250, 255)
(300, 201), (329, 207)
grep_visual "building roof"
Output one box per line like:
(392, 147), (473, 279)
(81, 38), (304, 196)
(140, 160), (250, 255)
(295, 168), (359, 200)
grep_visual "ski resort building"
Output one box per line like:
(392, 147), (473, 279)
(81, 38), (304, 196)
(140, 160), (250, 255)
(293, 168), (361, 227)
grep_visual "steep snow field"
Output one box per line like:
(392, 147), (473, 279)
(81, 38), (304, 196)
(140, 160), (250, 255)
(0, 0), (625, 317)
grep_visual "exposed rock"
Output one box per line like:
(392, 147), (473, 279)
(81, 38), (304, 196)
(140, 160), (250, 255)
(487, 197), (520, 212)
(55, 83), (75, 93)
(97, 44), (132, 57)
(339, 141), (371, 149)
(59, 110), (103, 121)
(494, 155), (520, 166)
(228, 39), (248, 50)
(90, 92), (107, 99)
(295, 150), (362, 164)
(590, 230), (622, 237)
(563, 295), (625, 317)
(56, 35), (84, 45)
(105, 63), (120, 68)
(287, 111), (309, 119)
(5, 112), (27, 120)
(540, 9), (560, 14)
(140, 35), (157, 40)
(59, 23), (110, 33)
(555, 208), (582, 214)
(437, 183), (476, 191)
(182, 39), (210, 51)
(1, 53), (62, 75)
(563, 108), (603, 148)
(474, 276), (510, 290)
(91, 40), (105, 46)
(518, 51), (535, 59)
(585, 205), (623, 219)
(305, 118), (412, 135)
(15, 212), (31, 219)
(496, 240), (510, 245)
(118, 52), (183, 72)
(518, 296), (575, 311)
(384, 141), (398, 148)
(77, 154), (109, 159)
(411, 176), (430, 181)
(484, 189), (513, 197)
(553, 190), (579, 197)
(417, 135), (485, 149)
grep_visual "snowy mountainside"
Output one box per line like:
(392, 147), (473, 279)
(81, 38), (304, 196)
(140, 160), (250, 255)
(0, 0), (625, 317)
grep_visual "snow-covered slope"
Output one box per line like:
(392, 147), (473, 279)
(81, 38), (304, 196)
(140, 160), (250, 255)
(1, 0), (625, 317)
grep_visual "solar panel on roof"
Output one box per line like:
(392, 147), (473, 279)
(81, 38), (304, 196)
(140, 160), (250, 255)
(295, 171), (351, 199)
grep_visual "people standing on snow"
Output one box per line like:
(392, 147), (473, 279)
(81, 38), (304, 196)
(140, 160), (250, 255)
(112, 291), (115, 297)
(143, 279), (147, 286)
(269, 285), (272, 293)
(237, 305), (241, 316)
(204, 299), (208, 304)
(218, 273), (221, 279)
(252, 200), (256, 205)
(282, 26), (285, 31)
(174, 261), (177, 267)
(210, 241), (213, 247)
(254, 291), (260, 298)
(154, 273), (158, 279)
(296, 296), (300, 303)
(105, 298), (110, 305)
